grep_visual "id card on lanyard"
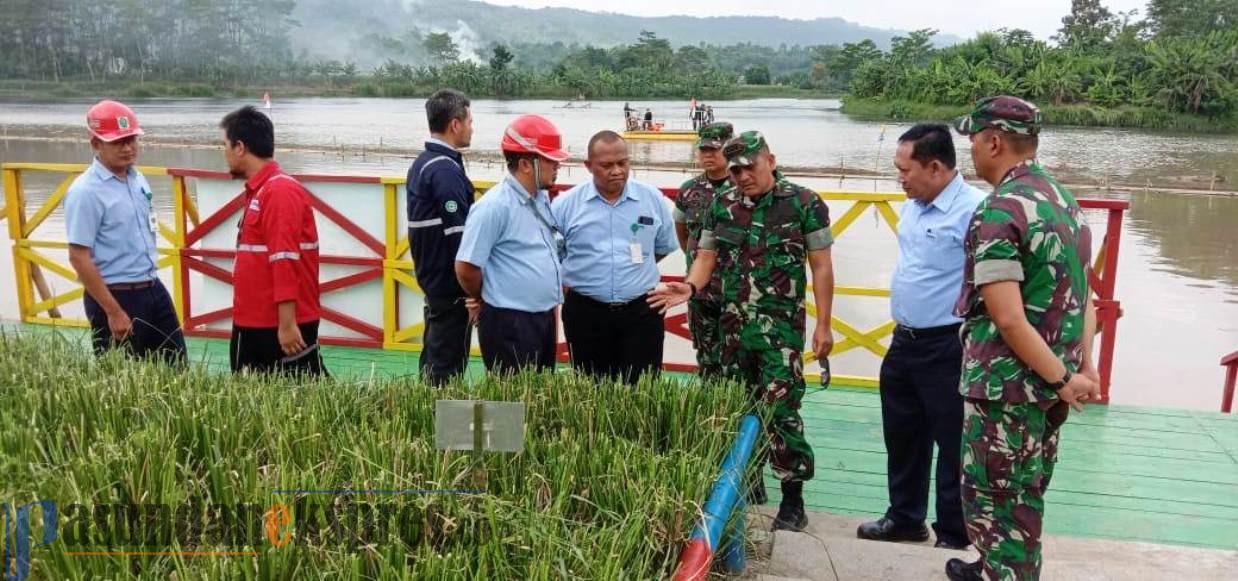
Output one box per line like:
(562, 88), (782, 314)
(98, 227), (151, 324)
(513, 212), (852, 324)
(142, 185), (158, 234)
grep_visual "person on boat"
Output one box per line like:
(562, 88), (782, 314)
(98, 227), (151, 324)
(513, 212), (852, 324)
(455, 114), (569, 374)
(642, 108), (653, 130)
(623, 102), (635, 120)
(673, 122), (734, 380)
(649, 131), (836, 532)
(406, 89), (475, 386)
(65, 100), (187, 364)
(855, 123), (984, 551)
(706, 105), (715, 125)
(692, 103), (705, 131)
(222, 106), (327, 376)
(945, 96), (1100, 581)
(551, 131), (676, 384)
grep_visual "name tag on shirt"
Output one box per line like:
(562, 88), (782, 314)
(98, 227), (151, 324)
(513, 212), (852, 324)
(630, 242), (644, 264)
(149, 208), (159, 234)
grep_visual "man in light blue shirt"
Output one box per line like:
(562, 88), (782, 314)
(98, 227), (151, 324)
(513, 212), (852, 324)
(858, 123), (985, 550)
(455, 114), (570, 374)
(552, 131), (676, 383)
(65, 100), (186, 363)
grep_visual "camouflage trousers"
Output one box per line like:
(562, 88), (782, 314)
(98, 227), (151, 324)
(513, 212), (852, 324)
(723, 330), (814, 482)
(961, 399), (1069, 580)
(688, 298), (724, 379)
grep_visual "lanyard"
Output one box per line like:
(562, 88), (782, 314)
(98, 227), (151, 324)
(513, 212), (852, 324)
(524, 194), (561, 237)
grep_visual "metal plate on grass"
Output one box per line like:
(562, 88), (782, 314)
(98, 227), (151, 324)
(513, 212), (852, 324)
(434, 400), (526, 453)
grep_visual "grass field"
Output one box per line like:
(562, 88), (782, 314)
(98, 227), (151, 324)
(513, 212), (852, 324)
(0, 331), (755, 579)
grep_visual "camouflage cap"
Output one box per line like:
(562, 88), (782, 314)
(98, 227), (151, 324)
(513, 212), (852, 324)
(722, 131), (769, 169)
(697, 122), (734, 149)
(954, 95), (1043, 136)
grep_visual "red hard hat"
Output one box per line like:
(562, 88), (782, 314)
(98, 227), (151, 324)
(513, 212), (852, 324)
(501, 114), (570, 162)
(86, 100), (145, 142)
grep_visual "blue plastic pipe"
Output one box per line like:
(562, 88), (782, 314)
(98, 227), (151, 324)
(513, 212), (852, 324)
(673, 413), (762, 580)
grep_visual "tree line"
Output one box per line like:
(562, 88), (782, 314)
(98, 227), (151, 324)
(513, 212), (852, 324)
(842, 0), (1237, 117)
(1, 0), (1234, 124)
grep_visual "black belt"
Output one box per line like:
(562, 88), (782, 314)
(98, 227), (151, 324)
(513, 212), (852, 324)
(895, 323), (960, 340)
(107, 280), (157, 291)
(567, 289), (649, 311)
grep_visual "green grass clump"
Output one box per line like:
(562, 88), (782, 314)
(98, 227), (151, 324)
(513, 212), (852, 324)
(0, 331), (754, 579)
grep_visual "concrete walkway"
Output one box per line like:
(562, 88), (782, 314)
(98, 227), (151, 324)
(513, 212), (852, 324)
(748, 511), (1238, 580)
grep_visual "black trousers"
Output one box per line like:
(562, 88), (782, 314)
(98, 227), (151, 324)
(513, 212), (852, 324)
(83, 279), (186, 365)
(230, 320), (329, 377)
(477, 304), (556, 375)
(562, 290), (664, 384)
(420, 295), (472, 385)
(879, 324), (968, 545)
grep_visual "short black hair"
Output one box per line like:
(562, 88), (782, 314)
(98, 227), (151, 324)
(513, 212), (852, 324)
(426, 89), (471, 134)
(220, 106), (275, 158)
(504, 151), (539, 172)
(1002, 132), (1039, 155)
(898, 123), (955, 169)
(586, 130), (625, 158)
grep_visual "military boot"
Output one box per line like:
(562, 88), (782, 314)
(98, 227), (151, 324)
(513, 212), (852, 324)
(772, 481), (808, 532)
(945, 558), (983, 581)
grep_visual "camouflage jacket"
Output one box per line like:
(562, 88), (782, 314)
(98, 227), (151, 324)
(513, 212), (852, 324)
(955, 161), (1093, 403)
(676, 173), (732, 299)
(700, 177), (833, 343)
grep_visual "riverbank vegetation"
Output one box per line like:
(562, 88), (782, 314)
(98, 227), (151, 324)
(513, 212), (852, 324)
(840, 1), (1237, 131)
(0, 331), (754, 578)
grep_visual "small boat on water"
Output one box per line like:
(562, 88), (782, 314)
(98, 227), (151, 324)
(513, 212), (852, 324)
(622, 129), (697, 141)
(622, 99), (708, 141)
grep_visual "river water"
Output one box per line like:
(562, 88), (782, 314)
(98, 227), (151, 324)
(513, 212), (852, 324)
(1, 98), (1235, 411)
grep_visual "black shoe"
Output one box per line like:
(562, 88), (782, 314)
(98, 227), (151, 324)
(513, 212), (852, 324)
(747, 477), (767, 506)
(771, 499), (808, 532)
(856, 517), (930, 542)
(934, 539), (970, 550)
(944, 558), (983, 581)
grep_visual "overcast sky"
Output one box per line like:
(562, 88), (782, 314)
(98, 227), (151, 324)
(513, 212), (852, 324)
(482, 0), (1150, 41)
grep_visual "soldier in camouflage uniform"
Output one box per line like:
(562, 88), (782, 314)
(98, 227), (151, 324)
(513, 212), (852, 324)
(946, 96), (1101, 581)
(650, 131), (836, 532)
(674, 122), (734, 379)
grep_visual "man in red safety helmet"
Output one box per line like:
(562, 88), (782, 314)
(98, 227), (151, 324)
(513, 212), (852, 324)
(65, 100), (187, 364)
(455, 114), (570, 373)
(221, 106), (327, 376)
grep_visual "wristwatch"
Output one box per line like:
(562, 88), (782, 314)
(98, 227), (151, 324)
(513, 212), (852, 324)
(1049, 370), (1072, 391)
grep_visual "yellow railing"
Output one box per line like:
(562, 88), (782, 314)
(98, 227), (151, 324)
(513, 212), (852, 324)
(4, 162), (904, 387)
(3, 163), (187, 329)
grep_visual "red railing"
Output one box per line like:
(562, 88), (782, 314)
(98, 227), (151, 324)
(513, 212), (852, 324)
(1079, 199), (1128, 403)
(5, 162), (1127, 397)
(1221, 351), (1238, 413)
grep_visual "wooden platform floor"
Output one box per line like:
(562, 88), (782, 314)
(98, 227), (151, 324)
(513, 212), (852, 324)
(5, 321), (1236, 551)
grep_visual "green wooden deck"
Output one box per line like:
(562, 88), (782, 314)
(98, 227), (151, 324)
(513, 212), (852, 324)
(4, 321), (1237, 551)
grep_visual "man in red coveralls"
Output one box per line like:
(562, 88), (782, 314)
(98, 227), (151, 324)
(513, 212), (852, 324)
(220, 106), (328, 375)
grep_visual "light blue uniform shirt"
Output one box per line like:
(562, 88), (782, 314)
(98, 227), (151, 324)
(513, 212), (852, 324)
(552, 178), (676, 303)
(890, 172), (987, 329)
(456, 176), (563, 313)
(63, 158), (160, 284)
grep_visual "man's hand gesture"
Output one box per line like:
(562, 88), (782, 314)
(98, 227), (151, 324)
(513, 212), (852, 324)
(647, 282), (693, 313)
